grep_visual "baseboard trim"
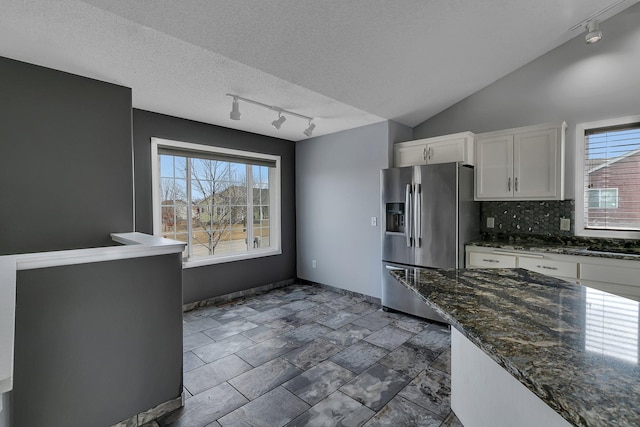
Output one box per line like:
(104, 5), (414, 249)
(110, 393), (183, 427)
(182, 278), (296, 312)
(297, 279), (381, 305)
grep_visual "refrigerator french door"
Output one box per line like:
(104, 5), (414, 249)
(381, 162), (478, 322)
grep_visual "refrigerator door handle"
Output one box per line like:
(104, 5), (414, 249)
(405, 184), (412, 247)
(414, 184), (422, 247)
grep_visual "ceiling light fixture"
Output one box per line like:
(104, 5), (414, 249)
(271, 112), (286, 130)
(230, 97), (241, 120)
(226, 93), (317, 137)
(568, 0), (627, 44)
(584, 20), (603, 44)
(303, 121), (316, 137)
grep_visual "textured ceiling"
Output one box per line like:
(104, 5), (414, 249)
(0, 0), (637, 141)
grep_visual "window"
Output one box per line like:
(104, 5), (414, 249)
(576, 116), (640, 238)
(587, 188), (618, 209)
(151, 138), (281, 267)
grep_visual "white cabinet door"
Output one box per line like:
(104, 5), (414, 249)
(427, 137), (472, 166)
(475, 122), (565, 201)
(514, 128), (561, 199)
(394, 132), (475, 168)
(394, 143), (426, 167)
(475, 134), (514, 199)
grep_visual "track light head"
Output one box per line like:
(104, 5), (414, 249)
(230, 97), (241, 120)
(303, 121), (316, 137)
(585, 20), (602, 44)
(271, 113), (286, 130)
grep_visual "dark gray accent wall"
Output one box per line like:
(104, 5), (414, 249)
(13, 254), (183, 427)
(133, 109), (296, 303)
(0, 56), (133, 255)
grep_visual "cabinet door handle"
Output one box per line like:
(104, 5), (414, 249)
(508, 177), (511, 191)
(537, 265), (558, 270)
(482, 259), (499, 263)
(423, 147), (427, 161)
(427, 147), (432, 161)
(515, 177), (518, 192)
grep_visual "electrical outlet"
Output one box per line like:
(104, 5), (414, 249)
(371, 217), (377, 227)
(312, 260), (317, 268)
(560, 218), (571, 231)
(487, 217), (495, 228)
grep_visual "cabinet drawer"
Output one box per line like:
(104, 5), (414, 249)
(579, 279), (640, 302)
(580, 263), (639, 287)
(518, 257), (578, 279)
(468, 252), (516, 268)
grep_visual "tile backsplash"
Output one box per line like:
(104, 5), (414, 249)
(480, 200), (574, 237)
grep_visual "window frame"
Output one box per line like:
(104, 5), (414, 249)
(151, 137), (282, 268)
(575, 115), (640, 238)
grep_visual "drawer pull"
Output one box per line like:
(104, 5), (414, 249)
(537, 265), (558, 270)
(482, 259), (500, 263)
(492, 250), (543, 259)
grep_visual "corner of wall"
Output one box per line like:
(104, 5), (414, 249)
(0, 391), (10, 427)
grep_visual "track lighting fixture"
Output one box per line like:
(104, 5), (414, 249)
(230, 97), (241, 120)
(226, 93), (317, 137)
(303, 121), (316, 137)
(271, 112), (286, 130)
(568, 0), (623, 45)
(585, 20), (603, 44)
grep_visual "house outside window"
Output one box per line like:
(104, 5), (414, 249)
(151, 137), (281, 267)
(575, 116), (640, 238)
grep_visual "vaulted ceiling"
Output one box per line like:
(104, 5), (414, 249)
(1, 0), (636, 141)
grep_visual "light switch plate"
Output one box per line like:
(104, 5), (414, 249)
(560, 218), (571, 231)
(371, 217), (377, 227)
(487, 217), (495, 228)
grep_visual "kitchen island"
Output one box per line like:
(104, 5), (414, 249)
(389, 267), (640, 427)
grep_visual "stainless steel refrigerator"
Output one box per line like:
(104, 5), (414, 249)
(381, 162), (479, 322)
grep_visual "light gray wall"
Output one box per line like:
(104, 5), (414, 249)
(413, 3), (640, 200)
(296, 120), (411, 298)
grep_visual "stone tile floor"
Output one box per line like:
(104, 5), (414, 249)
(160, 283), (464, 427)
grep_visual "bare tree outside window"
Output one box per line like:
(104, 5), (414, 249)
(190, 159), (248, 256)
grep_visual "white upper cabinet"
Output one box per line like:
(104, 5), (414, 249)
(475, 122), (566, 201)
(394, 132), (475, 167)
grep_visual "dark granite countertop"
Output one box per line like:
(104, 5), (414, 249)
(467, 240), (640, 261)
(390, 267), (640, 427)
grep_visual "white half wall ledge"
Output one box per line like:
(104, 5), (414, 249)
(0, 232), (185, 394)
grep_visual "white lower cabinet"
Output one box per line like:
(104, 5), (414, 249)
(516, 257), (578, 281)
(579, 262), (640, 301)
(466, 246), (640, 301)
(468, 251), (516, 268)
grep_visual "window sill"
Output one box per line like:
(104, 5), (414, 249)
(575, 228), (640, 240)
(182, 248), (282, 269)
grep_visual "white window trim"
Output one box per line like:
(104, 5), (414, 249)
(575, 115), (640, 239)
(151, 137), (282, 268)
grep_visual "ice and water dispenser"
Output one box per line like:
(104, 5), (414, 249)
(385, 202), (405, 233)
